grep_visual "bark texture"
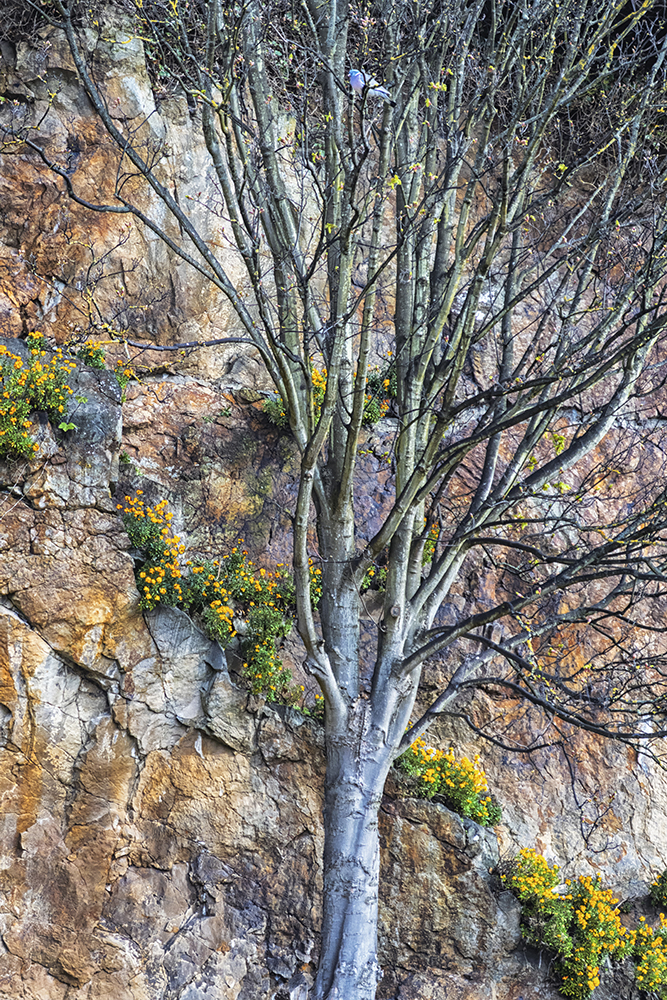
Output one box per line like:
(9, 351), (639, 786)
(314, 708), (393, 1000)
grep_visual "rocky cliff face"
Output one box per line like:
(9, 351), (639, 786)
(1, 16), (667, 1000)
(0, 339), (665, 1000)
(0, 353), (526, 1000)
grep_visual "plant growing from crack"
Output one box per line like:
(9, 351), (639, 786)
(650, 870), (667, 911)
(75, 340), (135, 399)
(263, 362), (396, 430)
(0, 332), (77, 459)
(397, 735), (501, 826)
(500, 849), (667, 999)
(119, 492), (322, 707)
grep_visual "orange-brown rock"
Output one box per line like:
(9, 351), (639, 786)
(1, 18), (667, 1000)
(0, 340), (664, 1000)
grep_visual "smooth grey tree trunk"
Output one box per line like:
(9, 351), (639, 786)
(312, 703), (395, 1000)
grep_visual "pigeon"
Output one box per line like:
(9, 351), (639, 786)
(348, 69), (396, 107)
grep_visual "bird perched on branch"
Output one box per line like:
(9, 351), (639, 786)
(348, 69), (396, 107)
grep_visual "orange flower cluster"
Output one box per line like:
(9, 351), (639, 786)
(422, 521), (440, 564)
(561, 875), (629, 997)
(502, 849), (667, 998)
(74, 341), (136, 396)
(118, 495), (324, 709)
(398, 736), (501, 826)
(310, 364), (327, 402)
(503, 847), (561, 899)
(221, 545), (288, 605)
(118, 493), (236, 631)
(362, 393), (390, 423)
(263, 362), (394, 430)
(650, 869), (667, 910)
(0, 335), (76, 458)
(362, 364), (396, 425)
(632, 914), (667, 992)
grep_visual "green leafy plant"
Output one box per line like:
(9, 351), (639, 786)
(365, 362), (397, 400)
(71, 339), (135, 398)
(119, 493), (323, 708)
(298, 692), (325, 723)
(397, 736), (502, 826)
(0, 333), (77, 459)
(556, 876), (632, 997)
(362, 395), (389, 425)
(77, 343), (106, 369)
(632, 915), (667, 996)
(650, 871), (667, 911)
(500, 849), (574, 956)
(263, 396), (289, 428)
(422, 522), (440, 564)
(263, 363), (395, 429)
(308, 558), (323, 607)
(25, 332), (45, 351)
(263, 365), (327, 427)
(363, 362), (396, 425)
(241, 603), (294, 697)
(361, 564), (388, 592)
(501, 849), (667, 999)
(112, 361), (134, 397)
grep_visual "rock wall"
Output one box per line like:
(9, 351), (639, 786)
(0, 11), (261, 388)
(0, 340), (665, 1000)
(1, 15), (667, 1000)
(0, 350), (524, 1000)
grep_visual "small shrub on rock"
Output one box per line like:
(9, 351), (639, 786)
(73, 340), (135, 398)
(397, 736), (502, 826)
(501, 848), (667, 999)
(650, 870), (667, 911)
(632, 915), (667, 995)
(77, 343), (106, 369)
(119, 492), (322, 710)
(263, 362), (394, 429)
(0, 333), (77, 459)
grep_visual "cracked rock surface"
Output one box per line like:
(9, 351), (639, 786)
(0, 355), (665, 1000)
(1, 22), (667, 998)
(0, 351), (540, 1000)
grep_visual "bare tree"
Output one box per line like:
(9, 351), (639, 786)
(5, 0), (667, 995)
